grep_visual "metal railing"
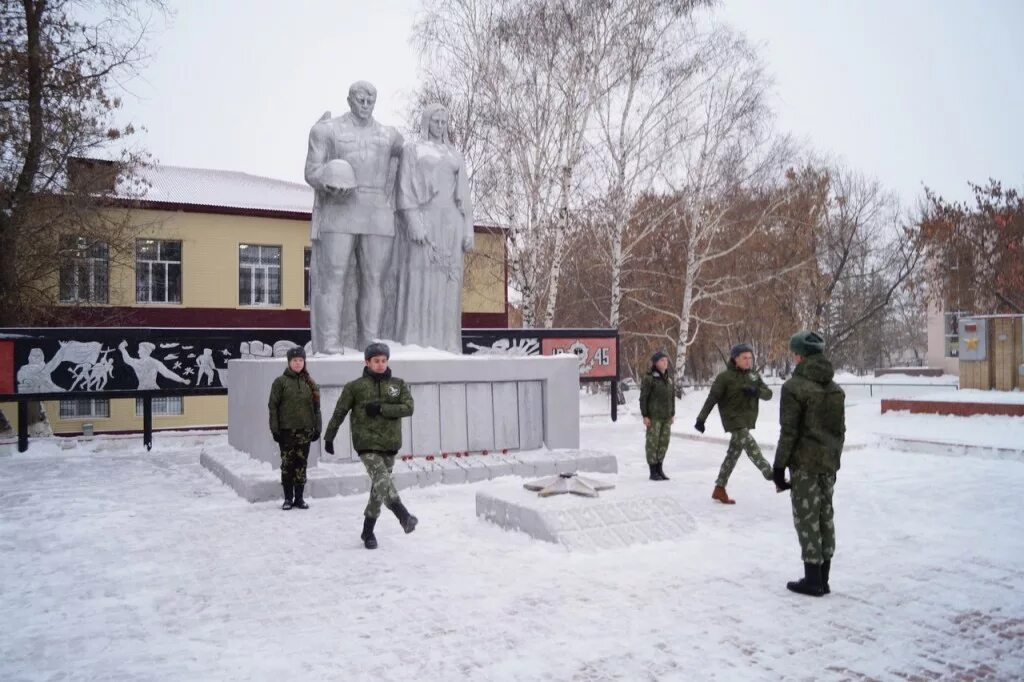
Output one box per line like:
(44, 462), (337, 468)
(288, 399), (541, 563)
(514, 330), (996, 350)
(0, 387), (228, 453)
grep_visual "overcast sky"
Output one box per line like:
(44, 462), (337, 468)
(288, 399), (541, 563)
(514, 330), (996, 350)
(122, 0), (1024, 205)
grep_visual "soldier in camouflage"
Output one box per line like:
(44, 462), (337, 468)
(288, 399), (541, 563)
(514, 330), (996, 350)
(639, 351), (675, 481)
(323, 342), (418, 549)
(772, 330), (846, 597)
(268, 346), (322, 510)
(695, 343), (775, 504)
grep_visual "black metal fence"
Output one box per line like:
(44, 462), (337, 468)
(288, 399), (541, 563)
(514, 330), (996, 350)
(2, 326), (621, 452)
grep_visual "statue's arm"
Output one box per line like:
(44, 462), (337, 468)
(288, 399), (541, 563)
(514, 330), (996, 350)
(386, 129), (404, 204)
(304, 118), (331, 190)
(455, 153), (475, 244)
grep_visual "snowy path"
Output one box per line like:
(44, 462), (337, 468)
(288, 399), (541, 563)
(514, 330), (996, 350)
(2, 423), (1023, 681)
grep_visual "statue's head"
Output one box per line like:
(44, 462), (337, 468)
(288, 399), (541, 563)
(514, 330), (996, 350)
(28, 348), (45, 365)
(139, 342), (155, 358)
(347, 81), (377, 121)
(421, 103), (450, 145)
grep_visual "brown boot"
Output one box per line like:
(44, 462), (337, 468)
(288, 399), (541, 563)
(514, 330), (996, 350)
(712, 485), (736, 504)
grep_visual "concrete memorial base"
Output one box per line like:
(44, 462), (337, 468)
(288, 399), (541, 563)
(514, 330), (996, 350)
(226, 352), (581, 468)
(201, 446), (617, 503)
(476, 479), (697, 551)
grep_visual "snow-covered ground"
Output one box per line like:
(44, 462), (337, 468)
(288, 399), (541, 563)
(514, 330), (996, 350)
(909, 388), (1024, 404)
(2, 389), (1023, 680)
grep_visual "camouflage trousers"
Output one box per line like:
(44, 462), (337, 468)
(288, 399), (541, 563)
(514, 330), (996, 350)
(645, 419), (672, 465)
(279, 440), (310, 488)
(716, 428), (773, 487)
(790, 469), (837, 564)
(360, 452), (400, 520)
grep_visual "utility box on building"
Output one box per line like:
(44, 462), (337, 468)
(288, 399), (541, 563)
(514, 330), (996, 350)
(958, 315), (1024, 391)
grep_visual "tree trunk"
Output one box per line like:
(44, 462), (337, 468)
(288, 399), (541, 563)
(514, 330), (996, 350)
(608, 205), (626, 329)
(1, 1), (45, 325)
(674, 250), (698, 393)
(542, 165), (573, 328)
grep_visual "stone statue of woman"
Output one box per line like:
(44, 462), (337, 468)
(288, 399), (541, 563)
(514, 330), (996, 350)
(394, 103), (474, 353)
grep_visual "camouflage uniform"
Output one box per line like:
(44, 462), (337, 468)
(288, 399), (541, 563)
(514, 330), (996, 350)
(697, 360), (774, 486)
(774, 352), (846, 566)
(324, 367), (414, 519)
(639, 368), (674, 466)
(361, 452), (399, 519)
(789, 469), (836, 563)
(268, 368), (322, 502)
(716, 428), (772, 487)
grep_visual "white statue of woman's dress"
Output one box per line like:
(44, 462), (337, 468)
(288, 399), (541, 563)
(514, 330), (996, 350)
(394, 105), (474, 353)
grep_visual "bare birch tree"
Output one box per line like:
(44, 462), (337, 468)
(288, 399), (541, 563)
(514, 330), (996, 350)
(647, 31), (799, 384)
(583, 0), (713, 331)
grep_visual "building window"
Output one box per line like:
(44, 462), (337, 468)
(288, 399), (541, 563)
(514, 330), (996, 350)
(59, 236), (109, 303)
(59, 398), (110, 419)
(944, 311), (966, 358)
(238, 244), (281, 306)
(304, 248), (311, 308)
(135, 396), (184, 416)
(136, 239), (182, 303)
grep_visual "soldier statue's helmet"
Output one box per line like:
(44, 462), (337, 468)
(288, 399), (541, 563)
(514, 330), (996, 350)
(788, 330), (826, 357)
(315, 159), (356, 190)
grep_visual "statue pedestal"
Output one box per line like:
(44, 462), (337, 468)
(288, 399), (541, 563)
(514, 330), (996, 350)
(224, 352), (581, 468)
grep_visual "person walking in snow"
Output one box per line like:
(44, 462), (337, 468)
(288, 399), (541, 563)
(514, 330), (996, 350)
(323, 343), (417, 549)
(268, 347), (322, 510)
(695, 343), (775, 504)
(639, 351), (675, 481)
(773, 331), (846, 597)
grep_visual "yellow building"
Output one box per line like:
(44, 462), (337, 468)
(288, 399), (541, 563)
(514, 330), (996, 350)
(4, 161), (507, 436)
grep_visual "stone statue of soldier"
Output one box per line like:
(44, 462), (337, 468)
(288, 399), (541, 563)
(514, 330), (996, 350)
(304, 81), (404, 354)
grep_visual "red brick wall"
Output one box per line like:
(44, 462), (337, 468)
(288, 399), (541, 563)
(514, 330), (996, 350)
(881, 399), (1024, 417)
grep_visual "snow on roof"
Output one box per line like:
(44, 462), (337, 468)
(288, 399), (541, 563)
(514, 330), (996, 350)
(132, 163), (313, 216)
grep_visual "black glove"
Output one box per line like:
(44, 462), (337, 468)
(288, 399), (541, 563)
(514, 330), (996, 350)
(324, 440), (334, 455)
(742, 386), (759, 397)
(310, 430), (320, 442)
(773, 467), (790, 491)
(365, 402), (383, 417)
(694, 420), (705, 434)
(271, 432), (280, 443)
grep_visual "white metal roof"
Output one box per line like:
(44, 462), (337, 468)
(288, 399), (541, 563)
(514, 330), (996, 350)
(133, 163), (313, 215)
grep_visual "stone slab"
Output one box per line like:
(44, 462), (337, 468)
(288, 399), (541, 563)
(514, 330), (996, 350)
(202, 445), (617, 503)
(476, 480), (696, 551)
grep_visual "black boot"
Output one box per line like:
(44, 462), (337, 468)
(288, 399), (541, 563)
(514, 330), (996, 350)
(822, 559), (831, 595)
(649, 463), (659, 481)
(281, 482), (293, 511)
(292, 483), (309, 509)
(360, 516), (378, 550)
(656, 462), (670, 480)
(786, 562), (825, 597)
(389, 500), (418, 534)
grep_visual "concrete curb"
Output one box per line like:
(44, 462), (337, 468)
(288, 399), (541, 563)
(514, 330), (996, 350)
(671, 431), (868, 452)
(882, 436), (1024, 461)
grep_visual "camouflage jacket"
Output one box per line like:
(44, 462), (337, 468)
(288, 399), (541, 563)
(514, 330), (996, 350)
(324, 367), (414, 454)
(639, 369), (675, 420)
(268, 368), (322, 442)
(773, 354), (846, 474)
(697, 361), (773, 432)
